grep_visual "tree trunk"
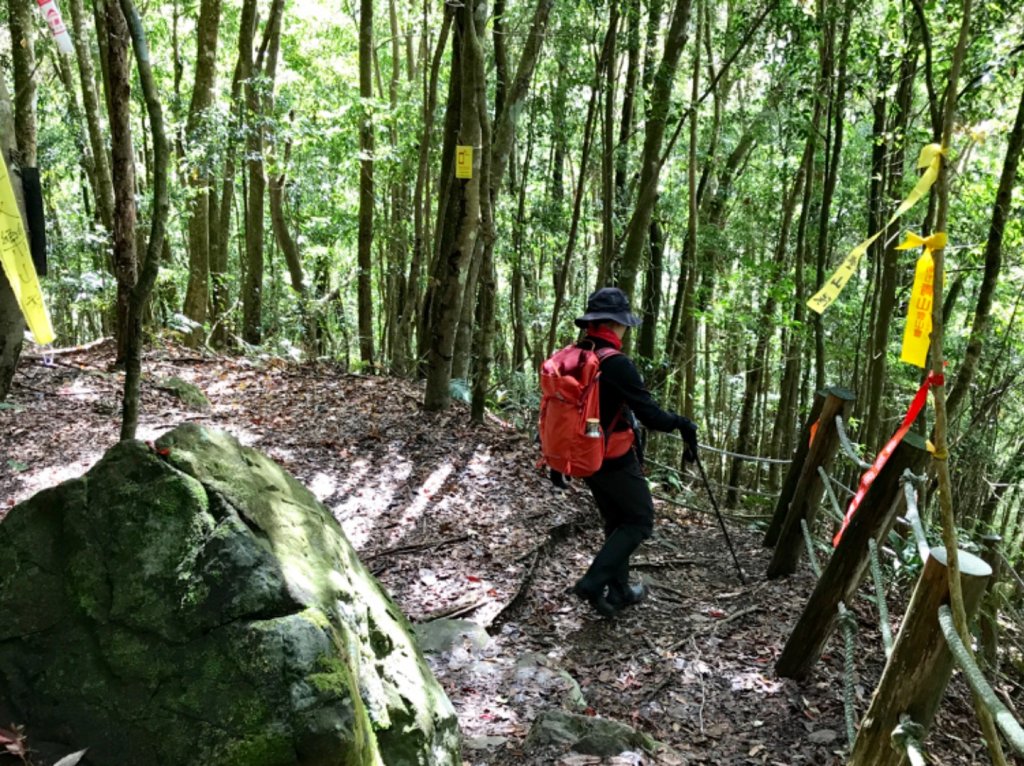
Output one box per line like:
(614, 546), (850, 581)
(118, 0), (169, 442)
(812, 0), (852, 391)
(240, 0), (279, 345)
(727, 131), (810, 506)
(945, 81), (1024, 421)
(547, 19), (615, 355)
(7, 0), (37, 167)
(105, 0), (137, 366)
(0, 73), (26, 400)
(469, 0), (552, 418)
(67, 0), (115, 234)
(181, 0), (222, 347)
(618, 0), (693, 304)
(597, 3), (619, 286)
(357, 0), (375, 364)
(423, 0), (484, 410)
(861, 43), (918, 452)
(679, 0), (702, 414)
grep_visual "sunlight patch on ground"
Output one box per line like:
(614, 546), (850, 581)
(308, 471), (338, 501)
(331, 455), (414, 549)
(58, 377), (103, 402)
(7, 454), (103, 505)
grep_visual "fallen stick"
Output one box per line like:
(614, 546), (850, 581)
(366, 533), (470, 560)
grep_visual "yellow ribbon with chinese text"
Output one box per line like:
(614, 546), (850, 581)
(808, 144), (945, 315)
(897, 231), (946, 368)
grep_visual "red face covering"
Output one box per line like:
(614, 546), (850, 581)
(587, 323), (623, 350)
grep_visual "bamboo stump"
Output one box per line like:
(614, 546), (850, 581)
(847, 547), (992, 766)
(775, 433), (929, 679)
(764, 389), (826, 548)
(766, 387), (855, 578)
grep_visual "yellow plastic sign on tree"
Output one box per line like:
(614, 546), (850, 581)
(897, 231), (946, 368)
(0, 152), (54, 345)
(808, 143), (945, 315)
(455, 145), (473, 179)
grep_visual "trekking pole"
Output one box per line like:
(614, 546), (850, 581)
(687, 448), (746, 585)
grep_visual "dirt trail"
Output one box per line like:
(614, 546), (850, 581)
(0, 341), (1005, 765)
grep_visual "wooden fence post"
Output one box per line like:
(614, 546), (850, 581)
(763, 389), (827, 548)
(847, 547), (992, 766)
(774, 432), (929, 679)
(766, 387), (855, 578)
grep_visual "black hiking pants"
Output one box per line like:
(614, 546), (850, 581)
(577, 451), (653, 598)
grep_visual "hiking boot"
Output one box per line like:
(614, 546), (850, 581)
(570, 581), (620, 618)
(607, 581), (648, 609)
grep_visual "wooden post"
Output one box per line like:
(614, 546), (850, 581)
(764, 389), (827, 547)
(766, 387), (855, 577)
(979, 534), (1003, 669)
(847, 547), (991, 766)
(775, 432), (929, 679)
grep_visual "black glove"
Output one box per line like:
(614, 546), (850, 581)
(549, 468), (571, 489)
(677, 417), (698, 463)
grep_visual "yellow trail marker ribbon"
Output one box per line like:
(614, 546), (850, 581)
(808, 143), (945, 315)
(0, 152), (54, 345)
(897, 231), (946, 368)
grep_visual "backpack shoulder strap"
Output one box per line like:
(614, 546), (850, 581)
(594, 347), (621, 363)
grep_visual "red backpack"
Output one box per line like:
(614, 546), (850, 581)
(538, 345), (634, 477)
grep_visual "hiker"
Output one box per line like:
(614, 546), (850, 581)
(559, 287), (699, 617)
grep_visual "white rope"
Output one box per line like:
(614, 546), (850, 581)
(645, 457), (779, 498)
(818, 466), (847, 523)
(663, 431), (791, 465)
(835, 414), (872, 470)
(938, 605), (1024, 755)
(901, 477), (931, 562)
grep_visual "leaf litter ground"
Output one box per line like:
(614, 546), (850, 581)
(1, 341), (1020, 766)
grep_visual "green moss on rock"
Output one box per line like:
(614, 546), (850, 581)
(0, 425), (461, 766)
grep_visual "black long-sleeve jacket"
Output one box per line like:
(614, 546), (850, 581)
(582, 334), (684, 470)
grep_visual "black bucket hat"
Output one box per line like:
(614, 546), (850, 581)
(574, 287), (643, 328)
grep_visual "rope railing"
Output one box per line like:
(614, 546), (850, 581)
(937, 604), (1024, 755)
(800, 518), (858, 745)
(645, 456), (779, 498)
(892, 717), (928, 766)
(662, 430), (792, 465)
(900, 471), (932, 562)
(868, 538), (894, 656)
(835, 414), (872, 470)
(818, 466), (847, 523)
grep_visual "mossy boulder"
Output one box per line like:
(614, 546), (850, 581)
(0, 424), (461, 766)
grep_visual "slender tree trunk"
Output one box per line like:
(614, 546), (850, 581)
(470, 0), (552, 418)
(118, 0), (169, 441)
(862, 41), (917, 452)
(618, 0), (693, 304)
(727, 135), (809, 506)
(813, 0), (852, 390)
(67, 0), (115, 234)
(181, 0), (222, 347)
(928, 0), (1006, 760)
(357, 0), (375, 364)
(105, 0), (137, 366)
(946, 82), (1024, 420)
(597, 3), (620, 285)
(210, 57), (246, 348)
(615, 0), (641, 219)
(240, 0), (275, 344)
(679, 0), (703, 415)
(0, 73), (26, 400)
(770, 4), (829, 478)
(8, 0), (37, 168)
(401, 8), (451, 376)
(548, 20), (614, 354)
